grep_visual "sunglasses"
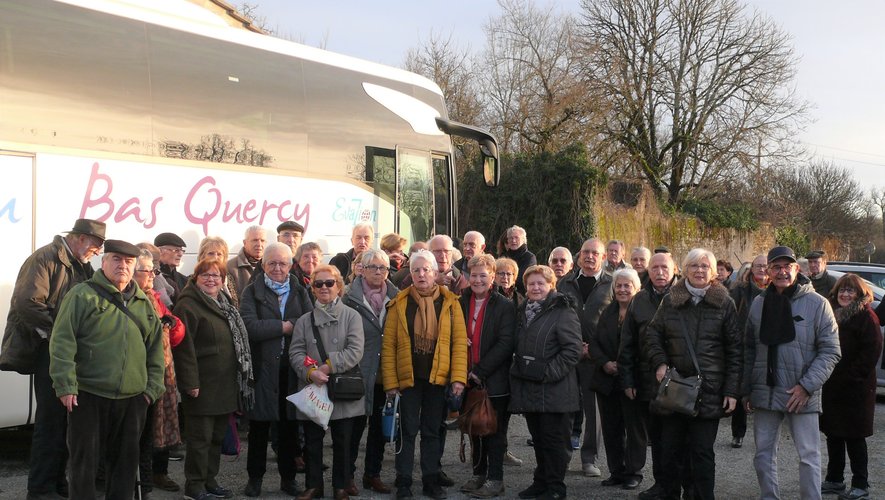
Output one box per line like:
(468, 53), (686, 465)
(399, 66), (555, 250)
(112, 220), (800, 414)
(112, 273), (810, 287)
(312, 279), (337, 289)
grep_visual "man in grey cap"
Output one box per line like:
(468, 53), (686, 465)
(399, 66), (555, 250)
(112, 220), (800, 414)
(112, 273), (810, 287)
(50, 239), (166, 500)
(805, 250), (837, 297)
(277, 220), (305, 255)
(743, 246), (840, 500)
(1, 218), (104, 500)
(154, 232), (188, 300)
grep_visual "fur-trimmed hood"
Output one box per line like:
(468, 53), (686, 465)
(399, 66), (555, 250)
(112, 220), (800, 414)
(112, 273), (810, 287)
(667, 278), (730, 309)
(832, 296), (872, 326)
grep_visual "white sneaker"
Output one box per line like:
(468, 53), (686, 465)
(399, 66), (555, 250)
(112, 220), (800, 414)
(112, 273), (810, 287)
(582, 463), (602, 477)
(503, 450), (523, 466)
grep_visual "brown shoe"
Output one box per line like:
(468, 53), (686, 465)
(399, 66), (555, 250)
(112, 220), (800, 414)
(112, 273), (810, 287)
(152, 474), (180, 492)
(344, 479), (359, 496)
(363, 475), (391, 494)
(296, 487), (324, 500)
(334, 489), (350, 500)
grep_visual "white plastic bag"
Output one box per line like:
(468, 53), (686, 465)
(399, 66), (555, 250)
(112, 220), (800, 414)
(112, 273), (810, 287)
(287, 383), (333, 430)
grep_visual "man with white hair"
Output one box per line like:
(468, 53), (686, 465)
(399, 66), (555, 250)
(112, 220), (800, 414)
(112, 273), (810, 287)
(454, 231), (486, 277)
(429, 234), (468, 294)
(548, 247), (574, 279)
(50, 240), (165, 500)
(330, 222), (374, 284)
(227, 225), (267, 297)
(630, 246), (652, 286)
(501, 225), (536, 294)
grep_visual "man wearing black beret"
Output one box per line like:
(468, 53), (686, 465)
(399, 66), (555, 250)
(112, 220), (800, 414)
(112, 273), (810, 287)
(154, 232), (188, 300)
(49, 239), (166, 500)
(277, 220), (305, 255)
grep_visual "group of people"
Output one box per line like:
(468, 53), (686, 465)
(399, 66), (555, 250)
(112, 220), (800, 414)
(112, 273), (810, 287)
(3, 218), (883, 500)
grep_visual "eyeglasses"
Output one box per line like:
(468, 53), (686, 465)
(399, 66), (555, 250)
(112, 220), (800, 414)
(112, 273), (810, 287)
(688, 264), (711, 271)
(161, 247), (185, 254)
(752, 264), (767, 270)
(136, 269), (161, 276)
(312, 279), (337, 289)
(768, 264), (795, 273)
(838, 287), (857, 295)
(265, 261), (290, 269)
(198, 273), (222, 281)
(496, 271), (514, 277)
(364, 264), (387, 273)
(550, 258), (568, 264)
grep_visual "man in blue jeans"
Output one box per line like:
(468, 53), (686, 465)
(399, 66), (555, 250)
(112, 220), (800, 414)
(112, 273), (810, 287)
(743, 246), (840, 500)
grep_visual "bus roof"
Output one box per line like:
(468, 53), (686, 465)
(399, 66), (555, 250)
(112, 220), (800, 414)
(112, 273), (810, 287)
(56, 0), (445, 97)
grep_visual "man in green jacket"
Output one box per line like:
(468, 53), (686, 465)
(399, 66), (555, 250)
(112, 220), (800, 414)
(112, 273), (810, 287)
(50, 239), (166, 500)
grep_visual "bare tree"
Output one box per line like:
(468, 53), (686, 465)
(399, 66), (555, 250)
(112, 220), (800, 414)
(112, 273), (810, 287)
(404, 32), (483, 176)
(479, 0), (602, 154)
(871, 187), (885, 240)
(763, 160), (868, 243)
(578, 0), (808, 206)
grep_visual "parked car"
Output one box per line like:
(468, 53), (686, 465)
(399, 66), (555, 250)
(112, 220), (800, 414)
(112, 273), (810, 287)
(828, 262), (885, 289)
(827, 270), (885, 388)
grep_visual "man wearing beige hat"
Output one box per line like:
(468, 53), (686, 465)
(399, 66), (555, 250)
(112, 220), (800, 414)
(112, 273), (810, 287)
(50, 239), (166, 500)
(1, 218), (105, 500)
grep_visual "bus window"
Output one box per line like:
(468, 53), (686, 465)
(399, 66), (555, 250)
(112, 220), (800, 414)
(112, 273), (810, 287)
(366, 146), (396, 204)
(432, 155), (452, 237)
(396, 148), (433, 243)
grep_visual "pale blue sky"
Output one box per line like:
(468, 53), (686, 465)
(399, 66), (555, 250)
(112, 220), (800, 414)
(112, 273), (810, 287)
(250, 0), (885, 190)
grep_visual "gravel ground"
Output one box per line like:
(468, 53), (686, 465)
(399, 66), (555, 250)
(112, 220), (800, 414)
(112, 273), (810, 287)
(2, 394), (884, 499)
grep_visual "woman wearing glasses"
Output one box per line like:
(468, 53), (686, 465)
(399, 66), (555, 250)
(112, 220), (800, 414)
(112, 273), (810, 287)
(173, 258), (255, 500)
(381, 249), (468, 499)
(494, 257), (524, 309)
(644, 249), (742, 500)
(727, 254), (769, 449)
(133, 249), (184, 494)
(820, 274), (882, 500)
(197, 236), (240, 307)
(239, 242), (313, 497)
(342, 250), (400, 494)
(289, 265), (365, 500)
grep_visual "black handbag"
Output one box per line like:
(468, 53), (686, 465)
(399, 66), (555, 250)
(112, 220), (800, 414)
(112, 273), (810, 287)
(652, 314), (702, 417)
(310, 311), (365, 401)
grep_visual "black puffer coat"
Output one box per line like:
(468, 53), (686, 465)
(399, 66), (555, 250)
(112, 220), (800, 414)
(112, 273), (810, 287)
(508, 292), (582, 414)
(460, 289), (516, 397)
(644, 279), (742, 419)
(239, 273), (313, 421)
(618, 280), (671, 401)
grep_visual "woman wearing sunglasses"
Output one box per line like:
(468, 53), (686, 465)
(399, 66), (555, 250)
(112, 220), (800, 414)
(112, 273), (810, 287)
(290, 264), (365, 500)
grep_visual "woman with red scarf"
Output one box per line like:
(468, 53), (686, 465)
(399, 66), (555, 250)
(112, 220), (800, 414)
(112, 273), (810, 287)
(457, 254), (516, 498)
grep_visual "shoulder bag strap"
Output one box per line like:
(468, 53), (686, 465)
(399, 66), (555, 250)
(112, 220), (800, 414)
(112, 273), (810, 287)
(309, 310), (330, 363)
(676, 313), (701, 376)
(86, 282), (148, 340)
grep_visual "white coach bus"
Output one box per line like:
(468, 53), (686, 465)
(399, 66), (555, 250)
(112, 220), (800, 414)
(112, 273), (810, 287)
(0, 0), (498, 428)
